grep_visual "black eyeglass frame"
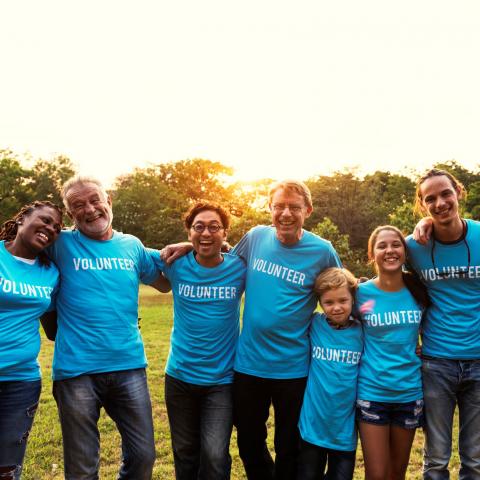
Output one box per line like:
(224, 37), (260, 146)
(190, 223), (224, 234)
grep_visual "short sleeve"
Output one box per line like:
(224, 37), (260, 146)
(137, 242), (160, 285)
(231, 230), (252, 261)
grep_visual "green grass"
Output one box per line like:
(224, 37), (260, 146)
(23, 286), (459, 479)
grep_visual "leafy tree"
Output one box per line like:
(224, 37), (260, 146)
(388, 202), (419, 234)
(227, 178), (274, 245)
(311, 217), (369, 278)
(306, 171), (364, 247)
(228, 208), (271, 245)
(465, 181), (480, 219)
(112, 168), (187, 248)
(0, 150), (31, 223)
(157, 158), (239, 209)
(306, 169), (416, 251)
(112, 160), (272, 247)
(431, 160), (480, 190)
(29, 155), (76, 205)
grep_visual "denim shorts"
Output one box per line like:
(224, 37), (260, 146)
(356, 398), (424, 429)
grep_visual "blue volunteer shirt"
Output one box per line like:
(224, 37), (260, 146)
(357, 280), (423, 402)
(406, 219), (480, 359)
(232, 226), (341, 379)
(299, 313), (363, 451)
(152, 251), (246, 385)
(48, 229), (158, 380)
(0, 241), (59, 381)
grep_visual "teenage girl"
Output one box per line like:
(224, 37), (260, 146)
(356, 225), (430, 480)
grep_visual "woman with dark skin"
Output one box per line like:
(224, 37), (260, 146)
(0, 201), (62, 479)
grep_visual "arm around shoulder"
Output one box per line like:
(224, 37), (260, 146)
(161, 242), (193, 265)
(413, 217), (433, 245)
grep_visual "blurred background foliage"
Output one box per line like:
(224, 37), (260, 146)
(2, 148), (478, 277)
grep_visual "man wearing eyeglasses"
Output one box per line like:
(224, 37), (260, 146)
(163, 180), (341, 480)
(151, 202), (246, 480)
(231, 180), (341, 480)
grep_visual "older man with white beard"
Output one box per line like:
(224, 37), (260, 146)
(42, 175), (168, 480)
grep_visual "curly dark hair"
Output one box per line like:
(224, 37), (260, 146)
(0, 200), (63, 266)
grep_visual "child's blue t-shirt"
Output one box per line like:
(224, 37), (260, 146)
(356, 280), (423, 402)
(406, 219), (480, 359)
(48, 229), (159, 380)
(153, 251), (246, 385)
(232, 226), (341, 379)
(0, 241), (59, 381)
(298, 313), (363, 451)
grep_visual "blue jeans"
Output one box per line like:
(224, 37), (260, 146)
(53, 368), (155, 480)
(0, 380), (41, 480)
(422, 357), (480, 480)
(296, 439), (356, 480)
(165, 374), (233, 480)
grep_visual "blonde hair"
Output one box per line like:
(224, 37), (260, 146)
(314, 267), (357, 300)
(268, 180), (313, 209)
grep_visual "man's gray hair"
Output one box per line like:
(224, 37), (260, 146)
(61, 175), (107, 210)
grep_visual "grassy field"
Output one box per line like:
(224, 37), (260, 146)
(23, 286), (460, 479)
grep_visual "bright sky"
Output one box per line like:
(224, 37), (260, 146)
(1, 1), (480, 187)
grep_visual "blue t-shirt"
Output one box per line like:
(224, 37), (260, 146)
(232, 226), (341, 379)
(0, 241), (59, 381)
(299, 313), (363, 451)
(48, 229), (159, 380)
(406, 219), (480, 359)
(153, 251), (246, 385)
(356, 280), (423, 402)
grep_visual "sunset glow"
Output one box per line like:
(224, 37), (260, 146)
(1, 0), (480, 186)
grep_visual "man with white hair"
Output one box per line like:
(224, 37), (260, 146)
(43, 175), (168, 479)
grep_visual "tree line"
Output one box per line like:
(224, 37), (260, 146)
(2, 148), (479, 277)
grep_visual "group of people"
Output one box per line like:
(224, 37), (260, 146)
(0, 169), (478, 480)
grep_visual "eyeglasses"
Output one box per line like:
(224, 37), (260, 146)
(431, 220), (471, 278)
(191, 223), (224, 233)
(271, 204), (304, 213)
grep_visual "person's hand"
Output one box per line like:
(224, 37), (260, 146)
(413, 217), (433, 245)
(415, 342), (422, 357)
(160, 242), (193, 265)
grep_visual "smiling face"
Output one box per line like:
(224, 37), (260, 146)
(65, 182), (113, 240)
(269, 188), (312, 245)
(16, 206), (62, 257)
(419, 174), (461, 228)
(187, 209), (226, 267)
(320, 286), (353, 326)
(371, 228), (406, 275)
